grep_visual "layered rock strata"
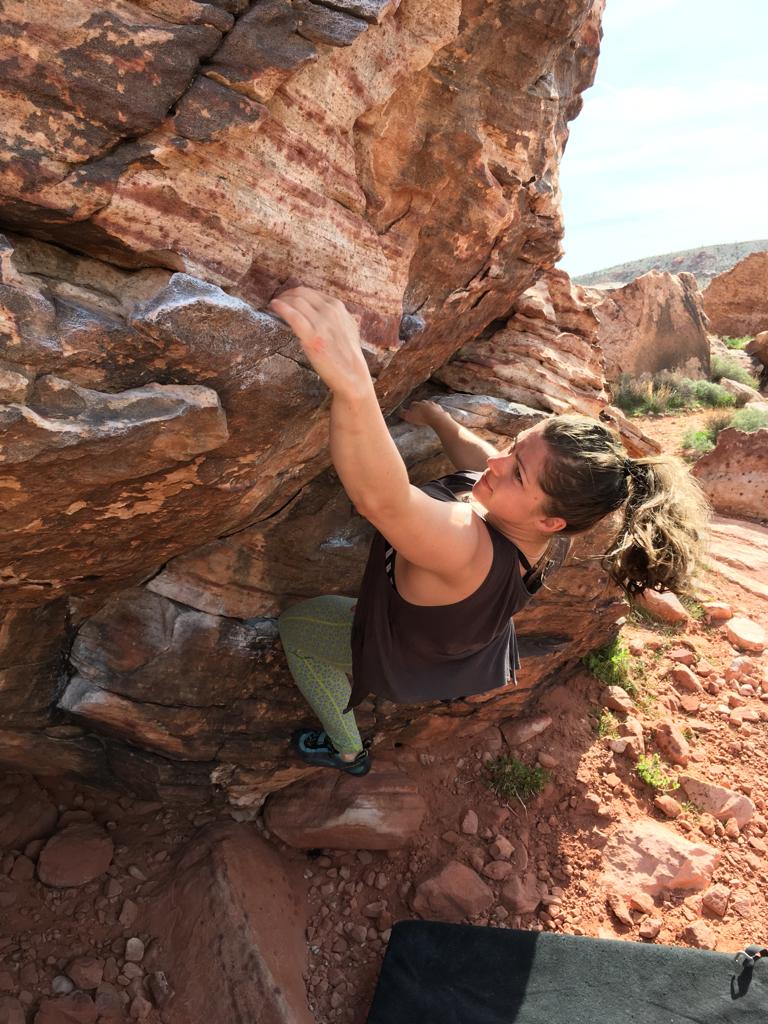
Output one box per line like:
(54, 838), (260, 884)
(0, 1), (625, 798)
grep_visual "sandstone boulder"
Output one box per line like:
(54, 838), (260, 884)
(600, 820), (719, 895)
(436, 270), (608, 418)
(37, 824), (114, 888)
(718, 377), (762, 405)
(590, 271), (709, 382)
(264, 760), (426, 849)
(677, 777), (755, 827)
(692, 426), (768, 522)
(0, 998), (24, 1024)
(147, 824), (313, 1024)
(411, 861), (493, 923)
(703, 252), (768, 336)
(33, 992), (98, 1024)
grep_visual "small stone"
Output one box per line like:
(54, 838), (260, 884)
(122, 963), (143, 982)
(639, 917), (662, 940)
(537, 752), (559, 769)
(725, 617), (766, 653)
(668, 646), (697, 666)
(51, 976), (75, 996)
(701, 884), (730, 917)
(499, 715), (552, 746)
(724, 817), (740, 839)
(34, 992), (98, 1023)
(66, 956), (104, 990)
(702, 601), (732, 623)
(127, 866), (147, 882)
(488, 836), (513, 860)
(681, 921), (716, 949)
(606, 892), (633, 925)
(670, 666), (702, 693)
(460, 810), (479, 835)
(104, 879), (122, 899)
(119, 900), (138, 928)
(9, 856), (34, 882)
(638, 590), (690, 625)
(124, 938), (145, 964)
(629, 892), (655, 915)
(654, 794), (683, 818)
(481, 861), (515, 881)
(129, 994), (152, 1020)
(603, 687), (635, 714)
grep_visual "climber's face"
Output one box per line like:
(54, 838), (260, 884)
(472, 423), (566, 536)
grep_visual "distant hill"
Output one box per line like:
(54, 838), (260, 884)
(574, 240), (768, 290)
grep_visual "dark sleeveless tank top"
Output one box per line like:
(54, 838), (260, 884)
(347, 471), (557, 710)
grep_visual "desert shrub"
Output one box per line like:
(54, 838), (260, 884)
(710, 355), (760, 389)
(681, 411), (735, 456)
(722, 336), (752, 350)
(485, 756), (547, 803)
(583, 636), (637, 694)
(635, 753), (679, 792)
(730, 407), (768, 432)
(690, 380), (735, 408)
(613, 374), (735, 415)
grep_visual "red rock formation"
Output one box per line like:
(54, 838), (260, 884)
(703, 252), (768, 337)
(0, 1), (643, 799)
(692, 426), (768, 523)
(589, 271), (710, 382)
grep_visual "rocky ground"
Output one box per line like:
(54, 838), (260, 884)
(1, 412), (766, 1024)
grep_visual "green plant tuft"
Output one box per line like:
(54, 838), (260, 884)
(583, 636), (637, 695)
(597, 710), (619, 739)
(613, 373), (736, 417)
(635, 753), (679, 792)
(722, 336), (753, 350)
(484, 756), (548, 804)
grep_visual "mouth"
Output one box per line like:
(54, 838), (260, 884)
(479, 471), (493, 494)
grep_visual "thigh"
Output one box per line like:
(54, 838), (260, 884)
(277, 595), (355, 672)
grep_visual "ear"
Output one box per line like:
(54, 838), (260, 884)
(537, 514), (567, 535)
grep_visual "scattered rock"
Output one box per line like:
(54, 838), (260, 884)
(488, 836), (513, 860)
(678, 776), (755, 827)
(654, 794), (683, 818)
(701, 884), (730, 917)
(411, 862), (493, 923)
(702, 602), (732, 623)
(481, 861), (515, 881)
(66, 958), (104, 991)
(637, 591), (690, 625)
(37, 825), (113, 888)
(639, 918), (662, 940)
(124, 939), (144, 964)
(603, 687), (635, 714)
(500, 873), (546, 915)
(606, 892), (633, 926)
(601, 821), (720, 895)
(680, 921), (716, 949)
(264, 762), (426, 849)
(0, 778), (58, 850)
(669, 666), (702, 693)
(654, 721), (690, 767)
(460, 810), (479, 836)
(34, 992), (98, 1024)
(499, 715), (553, 746)
(725, 617), (766, 653)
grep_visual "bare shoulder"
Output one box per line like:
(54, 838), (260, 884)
(362, 484), (492, 583)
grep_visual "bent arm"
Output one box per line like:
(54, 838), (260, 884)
(413, 403), (499, 471)
(269, 287), (487, 578)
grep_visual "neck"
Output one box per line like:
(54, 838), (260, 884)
(467, 497), (550, 560)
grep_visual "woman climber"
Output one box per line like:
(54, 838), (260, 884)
(271, 287), (710, 776)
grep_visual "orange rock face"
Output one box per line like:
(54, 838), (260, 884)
(589, 271), (709, 382)
(703, 251), (768, 336)
(0, 0), (636, 797)
(692, 426), (768, 522)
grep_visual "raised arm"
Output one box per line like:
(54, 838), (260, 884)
(269, 288), (490, 580)
(401, 400), (499, 471)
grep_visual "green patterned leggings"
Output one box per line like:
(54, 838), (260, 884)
(277, 595), (364, 755)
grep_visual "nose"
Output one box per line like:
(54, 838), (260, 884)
(487, 452), (508, 475)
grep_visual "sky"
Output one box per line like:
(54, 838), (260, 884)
(558, 0), (768, 276)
